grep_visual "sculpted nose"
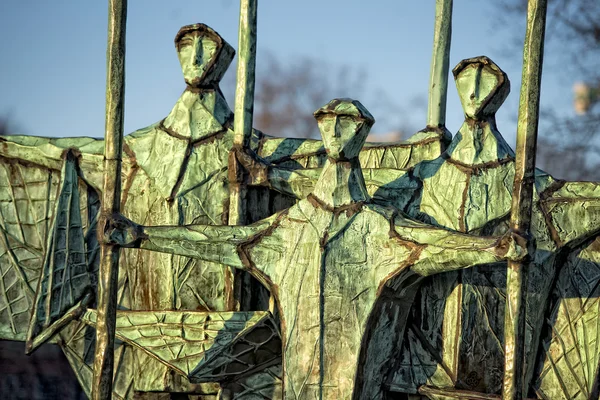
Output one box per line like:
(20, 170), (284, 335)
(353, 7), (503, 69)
(473, 66), (482, 99)
(193, 39), (203, 67)
(334, 118), (341, 138)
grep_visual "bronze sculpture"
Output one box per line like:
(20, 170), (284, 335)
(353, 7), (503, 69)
(1, 0), (600, 399)
(105, 98), (527, 399)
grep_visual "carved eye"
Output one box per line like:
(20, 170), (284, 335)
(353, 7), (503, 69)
(179, 39), (193, 48)
(337, 116), (360, 133)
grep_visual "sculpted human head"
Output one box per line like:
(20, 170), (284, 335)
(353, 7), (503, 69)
(453, 56), (510, 119)
(314, 99), (375, 161)
(175, 23), (235, 87)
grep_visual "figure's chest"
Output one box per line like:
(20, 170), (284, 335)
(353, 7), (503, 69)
(122, 131), (236, 313)
(320, 213), (407, 317)
(419, 161), (515, 232)
(123, 131), (234, 226)
(174, 134), (234, 225)
(254, 205), (408, 322)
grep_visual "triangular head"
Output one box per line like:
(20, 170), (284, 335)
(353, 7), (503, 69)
(175, 23), (235, 88)
(314, 98), (375, 161)
(453, 56), (510, 120)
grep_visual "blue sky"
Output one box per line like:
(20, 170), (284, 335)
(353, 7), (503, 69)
(0, 1), (576, 146)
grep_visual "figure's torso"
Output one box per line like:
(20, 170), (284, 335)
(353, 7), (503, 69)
(391, 122), (564, 395)
(248, 200), (414, 399)
(119, 99), (237, 392)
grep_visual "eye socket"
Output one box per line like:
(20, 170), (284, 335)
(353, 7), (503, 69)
(337, 116), (360, 133)
(179, 39), (193, 48)
(322, 121), (334, 132)
(317, 118), (335, 135)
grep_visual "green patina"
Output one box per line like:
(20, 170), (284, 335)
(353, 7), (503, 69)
(109, 98), (526, 399)
(1, 1), (600, 399)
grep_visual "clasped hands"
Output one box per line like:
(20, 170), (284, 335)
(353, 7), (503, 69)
(494, 228), (531, 262)
(231, 146), (270, 186)
(100, 214), (144, 248)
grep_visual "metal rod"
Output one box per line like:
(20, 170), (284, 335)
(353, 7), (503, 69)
(92, 0), (127, 398)
(226, 0), (258, 310)
(426, 0), (453, 128)
(228, 0), (258, 226)
(502, 0), (547, 398)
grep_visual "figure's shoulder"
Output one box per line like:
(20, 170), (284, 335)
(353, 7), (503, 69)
(339, 203), (426, 247)
(405, 126), (451, 145)
(2, 134), (104, 154)
(123, 122), (190, 197)
(391, 212), (434, 230)
(287, 197), (329, 223)
(124, 121), (163, 143)
(412, 154), (447, 180)
(354, 202), (408, 234)
(125, 122), (188, 159)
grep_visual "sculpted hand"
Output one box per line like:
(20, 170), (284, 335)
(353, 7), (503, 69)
(233, 147), (269, 186)
(495, 229), (530, 262)
(101, 214), (145, 248)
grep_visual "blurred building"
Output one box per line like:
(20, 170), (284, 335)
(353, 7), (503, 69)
(366, 131), (403, 143)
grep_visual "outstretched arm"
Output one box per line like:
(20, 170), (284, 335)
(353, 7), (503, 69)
(393, 216), (527, 277)
(0, 135), (105, 188)
(0, 135), (104, 169)
(262, 167), (320, 199)
(106, 214), (278, 270)
(538, 180), (600, 249)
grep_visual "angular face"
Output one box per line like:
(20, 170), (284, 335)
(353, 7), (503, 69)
(455, 63), (500, 119)
(177, 32), (219, 87)
(318, 115), (367, 160)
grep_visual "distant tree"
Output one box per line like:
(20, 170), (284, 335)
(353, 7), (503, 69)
(254, 54), (366, 138)
(223, 52), (414, 139)
(495, 0), (600, 180)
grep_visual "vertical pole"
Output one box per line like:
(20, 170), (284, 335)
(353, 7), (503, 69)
(502, 0), (547, 399)
(429, 0), (457, 380)
(227, 0), (258, 310)
(228, 0), (258, 226)
(92, 0), (127, 399)
(426, 0), (453, 128)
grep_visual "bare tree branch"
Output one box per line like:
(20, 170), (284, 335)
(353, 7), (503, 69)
(223, 52), (411, 139)
(495, 0), (600, 180)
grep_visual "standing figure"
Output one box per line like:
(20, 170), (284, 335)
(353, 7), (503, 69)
(0, 23), (243, 395)
(108, 98), (527, 399)
(389, 57), (600, 397)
